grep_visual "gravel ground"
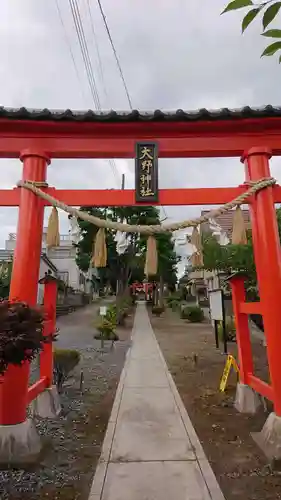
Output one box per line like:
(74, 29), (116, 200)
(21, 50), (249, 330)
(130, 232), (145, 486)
(152, 307), (281, 500)
(1, 302), (133, 500)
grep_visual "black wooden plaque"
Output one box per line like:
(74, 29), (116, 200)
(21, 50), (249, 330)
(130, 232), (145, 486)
(135, 142), (159, 203)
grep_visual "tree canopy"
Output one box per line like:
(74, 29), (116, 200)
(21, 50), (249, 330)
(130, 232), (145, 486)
(222, 0), (281, 61)
(75, 206), (179, 293)
(200, 208), (281, 297)
(201, 231), (256, 295)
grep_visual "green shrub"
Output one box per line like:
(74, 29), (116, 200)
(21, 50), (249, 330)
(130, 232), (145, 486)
(112, 297), (133, 325)
(152, 305), (165, 316)
(115, 306), (127, 326)
(121, 307), (129, 318)
(96, 303), (118, 324)
(96, 297), (133, 331)
(218, 317), (236, 342)
(96, 318), (116, 338)
(106, 304), (117, 326)
(167, 297), (175, 306)
(0, 301), (51, 376)
(120, 296), (133, 310)
(94, 331), (119, 341)
(167, 293), (181, 304)
(95, 316), (119, 343)
(168, 299), (180, 312)
(53, 348), (81, 393)
(172, 301), (180, 312)
(181, 306), (204, 323)
(54, 348), (80, 372)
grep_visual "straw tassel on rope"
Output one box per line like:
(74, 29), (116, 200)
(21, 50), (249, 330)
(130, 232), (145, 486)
(232, 206), (247, 245)
(92, 228), (107, 268)
(144, 236), (158, 277)
(190, 226), (203, 267)
(46, 207), (60, 249)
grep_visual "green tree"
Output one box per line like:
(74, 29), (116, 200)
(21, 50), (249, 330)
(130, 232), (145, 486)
(222, 0), (281, 61)
(75, 206), (178, 299)
(200, 207), (281, 298)
(138, 230), (179, 304)
(201, 231), (256, 296)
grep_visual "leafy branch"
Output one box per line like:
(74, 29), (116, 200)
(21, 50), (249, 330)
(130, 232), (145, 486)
(222, 0), (281, 61)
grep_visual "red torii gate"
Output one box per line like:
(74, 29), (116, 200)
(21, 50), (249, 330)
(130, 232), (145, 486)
(0, 106), (281, 458)
(131, 282), (153, 299)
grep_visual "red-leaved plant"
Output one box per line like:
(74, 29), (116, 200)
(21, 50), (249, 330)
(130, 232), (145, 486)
(0, 300), (54, 376)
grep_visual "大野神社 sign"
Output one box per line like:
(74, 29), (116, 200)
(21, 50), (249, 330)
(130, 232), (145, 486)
(135, 142), (159, 203)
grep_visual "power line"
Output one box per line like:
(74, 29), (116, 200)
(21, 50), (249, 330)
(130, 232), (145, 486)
(72, 0), (100, 107)
(70, 0), (120, 185)
(69, 0), (101, 108)
(67, 0), (120, 185)
(86, 0), (108, 101)
(56, 0), (169, 212)
(57, 1), (120, 182)
(96, 1), (169, 220)
(55, 0), (86, 103)
(96, 0), (133, 110)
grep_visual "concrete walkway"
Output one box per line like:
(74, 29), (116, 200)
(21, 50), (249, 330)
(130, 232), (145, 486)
(88, 302), (226, 500)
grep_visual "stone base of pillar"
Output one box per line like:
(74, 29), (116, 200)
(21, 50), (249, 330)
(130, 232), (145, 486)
(0, 418), (41, 467)
(252, 412), (281, 467)
(234, 383), (261, 414)
(30, 386), (61, 419)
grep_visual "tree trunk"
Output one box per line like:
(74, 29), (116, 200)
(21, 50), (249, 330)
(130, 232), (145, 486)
(159, 276), (164, 307)
(153, 285), (159, 306)
(116, 263), (129, 325)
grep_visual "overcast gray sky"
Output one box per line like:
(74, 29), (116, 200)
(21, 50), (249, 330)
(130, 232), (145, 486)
(0, 0), (280, 273)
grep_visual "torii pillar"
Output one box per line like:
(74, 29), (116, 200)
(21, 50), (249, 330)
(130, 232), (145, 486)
(241, 148), (281, 462)
(30, 273), (61, 419)
(0, 150), (49, 465)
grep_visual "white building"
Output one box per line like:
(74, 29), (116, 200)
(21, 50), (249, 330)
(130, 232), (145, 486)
(1, 228), (93, 302)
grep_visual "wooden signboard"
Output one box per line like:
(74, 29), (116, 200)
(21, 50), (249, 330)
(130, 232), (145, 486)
(209, 288), (228, 354)
(209, 289), (223, 321)
(135, 142), (159, 203)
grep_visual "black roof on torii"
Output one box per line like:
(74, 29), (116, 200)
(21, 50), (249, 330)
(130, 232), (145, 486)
(0, 105), (280, 123)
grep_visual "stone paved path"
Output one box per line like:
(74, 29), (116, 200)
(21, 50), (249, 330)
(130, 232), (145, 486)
(56, 297), (115, 350)
(29, 298), (116, 384)
(88, 302), (226, 500)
